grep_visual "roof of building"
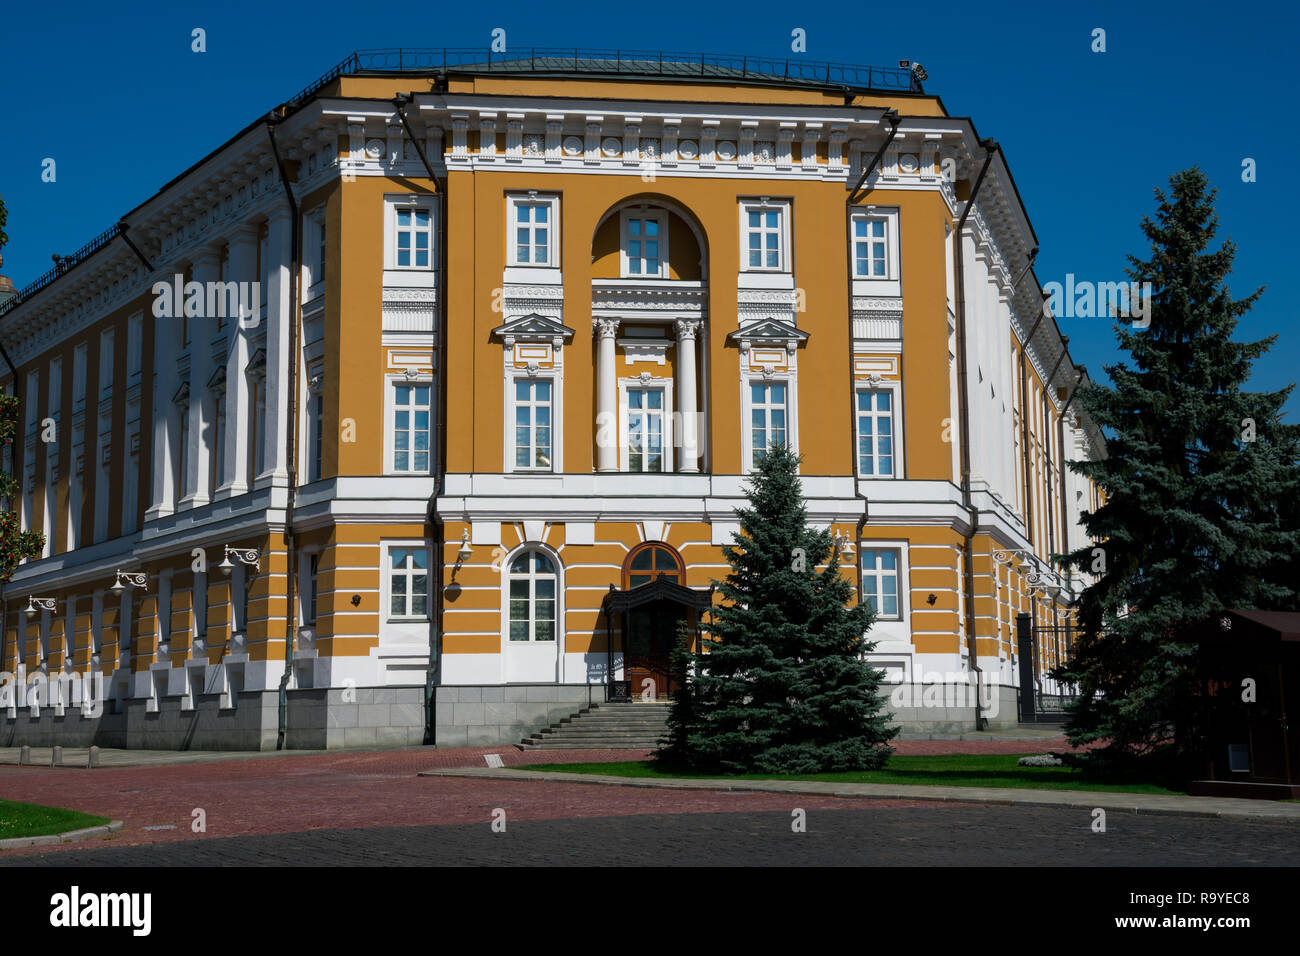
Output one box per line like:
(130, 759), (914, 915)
(0, 48), (927, 317)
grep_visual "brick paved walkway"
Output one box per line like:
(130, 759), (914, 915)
(0, 748), (954, 859)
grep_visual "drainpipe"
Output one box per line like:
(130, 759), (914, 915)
(267, 114), (301, 750)
(953, 139), (998, 731)
(844, 110), (899, 630)
(394, 92), (448, 744)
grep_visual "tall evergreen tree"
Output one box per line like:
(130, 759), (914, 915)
(660, 444), (897, 774)
(1054, 167), (1300, 770)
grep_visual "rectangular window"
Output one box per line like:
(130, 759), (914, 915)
(211, 399), (225, 498)
(624, 214), (664, 277)
(750, 382), (787, 467)
(513, 379), (552, 471)
(626, 387), (665, 473)
(856, 389), (895, 476)
(306, 553), (319, 626)
(861, 549), (901, 619)
(395, 206), (432, 269)
(854, 217), (888, 277)
(177, 413), (189, 500)
(309, 392), (323, 482)
(393, 384), (431, 473)
(745, 207), (783, 270)
(513, 202), (550, 265)
(389, 547), (429, 619)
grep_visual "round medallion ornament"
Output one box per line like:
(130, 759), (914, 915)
(601, 137), (622, 156)
(678, 139), (699, 159)
(899, 153), (920, 173)
(716, 141), (738, 160)
(364, 139), (385, 159)
(562, 135), (584, 156)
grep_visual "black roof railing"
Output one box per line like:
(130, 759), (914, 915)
(337, 47), (924, 95)
(0, 223), (123, 319)
(2, 47), (925, 318)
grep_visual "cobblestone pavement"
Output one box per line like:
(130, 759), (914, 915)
(6, 805), (1297, 866)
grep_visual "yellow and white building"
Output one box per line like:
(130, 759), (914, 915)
(0, 50), (1101, 750)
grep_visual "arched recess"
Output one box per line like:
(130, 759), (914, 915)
(500, 542), (565, 683)
(591, 195), (710, 281)
(622, 541), (685, 589)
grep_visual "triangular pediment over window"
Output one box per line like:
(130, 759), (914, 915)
(727, 319), (809, 347)
(491, 313), (575, 345)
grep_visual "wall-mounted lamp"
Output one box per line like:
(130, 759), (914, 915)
(24, 596), (58, 619)
(109, 571), (148, 595)
(218, 546), (261, 576)
(458, 530), (473, 557)
(831, 532), (854, 560)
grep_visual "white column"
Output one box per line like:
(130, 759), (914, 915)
(675, 319), (701, 473)
(594, 319), (619, 473)
(145, 267), (181, 521)
(180, 247), (220, 509)
(215, 224), (258, 499)
(258, 208), (293, 488)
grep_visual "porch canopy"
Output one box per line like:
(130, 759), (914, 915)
(602, 577), (714, 699)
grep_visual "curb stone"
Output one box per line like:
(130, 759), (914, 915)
(0, 820), (123, 850)
(418, 767), (1300, 823)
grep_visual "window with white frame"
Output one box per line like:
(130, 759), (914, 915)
(740, 201), (789, 272)
(850, 209), (899, 281)
(508, 550), (556, 642)
(749, 381), (788, 466)
(622, 209), (667, 278)
(509, 195), (558, 267)
(626, 386), (666, 472)
(392, 383), (431, 473)
(855, 389), (895, 477)
(388, 547), (429, 620)
(860, 548), (901, 619)
(306, 552), (319, 626)
(308, 389), (324, 482)
(394, 204), (433, 269)
(512, 379), (552, 471)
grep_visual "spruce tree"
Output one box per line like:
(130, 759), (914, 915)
(660, 444), (897, 774)
(1054, 167), (1300, 772)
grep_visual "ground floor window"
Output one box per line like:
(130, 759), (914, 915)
(508, 550), (556, 641)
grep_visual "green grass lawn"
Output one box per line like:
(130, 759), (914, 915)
(523, 754), (1184, 795)
(0, 799), (111, 841)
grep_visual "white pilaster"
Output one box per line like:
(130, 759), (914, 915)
(675, 319), (700, 473)
(145, 269), (181, 521)
(180, 247), (220, 509)
(215, 224), (258, 499)
(257, 208), (293, 488)
(594, 318), (619, 473)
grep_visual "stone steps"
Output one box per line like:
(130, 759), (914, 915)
(520, 702), (672, 750)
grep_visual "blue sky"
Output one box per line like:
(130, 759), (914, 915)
(1, 0), (1295, 416)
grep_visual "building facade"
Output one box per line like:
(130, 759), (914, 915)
(0, 50), (1102, 750)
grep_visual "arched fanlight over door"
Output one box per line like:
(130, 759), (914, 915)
(623, 543), (684, 589)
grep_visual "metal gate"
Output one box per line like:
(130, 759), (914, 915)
(1016, 613), (1076, 723)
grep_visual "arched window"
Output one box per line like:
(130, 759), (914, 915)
(508, 550), (557, 642)
(623, 543), (684, 589)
